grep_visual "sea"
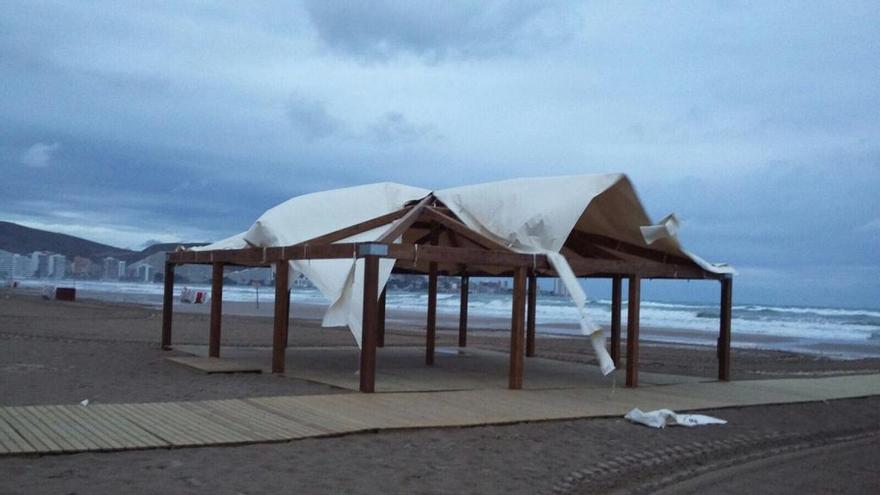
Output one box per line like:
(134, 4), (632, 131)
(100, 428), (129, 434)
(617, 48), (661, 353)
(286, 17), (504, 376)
(16, 279), (880, 359)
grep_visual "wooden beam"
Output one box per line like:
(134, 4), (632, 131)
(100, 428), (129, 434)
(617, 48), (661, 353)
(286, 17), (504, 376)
(719, 277), (733, 381)
(209, 262), (224, 358)
(626, 275), (641, 387)
(272, 261), (290, 373)
(161, 262), (174, 350)
(458, 275), (469, 347)
(509, 267), (527, 389)
(295, 207), (410, 246)
(568, 231), (696, 267)
(360, 255), (380, 392)
(169, 242), (719, 280)
(420, 207), (511, 251)
(377, 286), (387, 348)
(376, 195), (433, 243)
(526, 270), (537, 357)
(610, 275), (622, 366)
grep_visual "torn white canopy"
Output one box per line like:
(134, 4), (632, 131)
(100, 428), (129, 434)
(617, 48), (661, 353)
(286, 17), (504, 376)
(193, 175), (733, 354)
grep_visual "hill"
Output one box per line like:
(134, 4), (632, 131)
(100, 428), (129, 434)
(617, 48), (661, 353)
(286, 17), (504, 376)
(0, 221), (133, 260)
(0, 221), (207, 262)
(117, 242), (208, 263)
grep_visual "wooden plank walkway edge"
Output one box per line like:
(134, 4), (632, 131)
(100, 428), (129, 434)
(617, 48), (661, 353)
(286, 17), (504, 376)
(0, 374), (878, 457)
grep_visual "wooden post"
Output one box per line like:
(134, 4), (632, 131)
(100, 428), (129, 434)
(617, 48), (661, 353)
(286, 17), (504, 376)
(610, 275), (622, 366)
(209, 262), (223, 358)
(272, 261), (290, 373)
(161, 262), (174, 350)
(718, 277), (733, 381)
(426, 261), (438, 365)
(283, 289), (291, 349)
(377, 287), (387, 348)
(525, 270), (537, 357)
(426, 226), (439, 365)
(458, 275), (469, 347)
(360, 255), (380, 393)
(626, 275), (641, 387)
(509, 267), (527, 389)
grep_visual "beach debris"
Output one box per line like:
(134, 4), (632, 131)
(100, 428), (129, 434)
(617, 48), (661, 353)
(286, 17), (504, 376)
(41, 285), (55, 300)
(180, 287), (207, 304)
(79, 399), (90, 407)
(624, 408), (726, 428)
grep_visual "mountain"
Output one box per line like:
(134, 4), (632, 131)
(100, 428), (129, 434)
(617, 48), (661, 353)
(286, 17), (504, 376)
(117, 242), (207, 263)
(0, 221), (133, 260)
(0, 221), (207, 262)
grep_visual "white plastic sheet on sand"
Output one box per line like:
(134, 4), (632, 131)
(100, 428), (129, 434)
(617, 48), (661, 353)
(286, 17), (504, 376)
(624, 408), (727, 428)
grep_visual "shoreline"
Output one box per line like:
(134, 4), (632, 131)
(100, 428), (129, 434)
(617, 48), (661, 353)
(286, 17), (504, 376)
(10, 281), (880, 359)
(168, 298), (880, 360)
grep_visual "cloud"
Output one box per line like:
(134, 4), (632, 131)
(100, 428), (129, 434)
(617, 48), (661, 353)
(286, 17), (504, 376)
(857, 218), (880, 233)
(285, 95), (440, 145)
(286, 95), (344, 141)
(303, 0), (574, 61)
(20, 142), (61, 167)
(367, 112), (441, 144)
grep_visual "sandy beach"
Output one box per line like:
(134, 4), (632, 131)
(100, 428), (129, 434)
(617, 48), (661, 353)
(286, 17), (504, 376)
(1, 290), (879, 494)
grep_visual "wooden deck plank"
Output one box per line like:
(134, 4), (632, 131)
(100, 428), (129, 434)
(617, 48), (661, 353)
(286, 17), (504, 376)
(177, 401), (285, 441)
(247, 397), (370, 433)
(33, 406), (103, 451)
(166, 356), (262, 374)
(49, 406), (130, 451)
(16, 407), (81, 452)
(137, 402), (255, 445)
(0, 416), (37, 454)
(106, 403), (206, 447)
(201, 400), (324, 439)
(85, 405), (168, 448)
(1, 373), (878, 457)
(0, 407), (66, 453)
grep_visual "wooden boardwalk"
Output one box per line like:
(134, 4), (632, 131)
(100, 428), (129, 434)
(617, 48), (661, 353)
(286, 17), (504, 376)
(2, 373), (879, 456)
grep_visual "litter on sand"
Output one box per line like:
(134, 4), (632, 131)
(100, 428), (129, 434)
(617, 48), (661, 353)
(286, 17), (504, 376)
(624, 408), (726, 428)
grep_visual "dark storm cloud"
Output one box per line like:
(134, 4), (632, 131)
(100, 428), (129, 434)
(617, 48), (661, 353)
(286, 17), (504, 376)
(367, 112), (441, 144)
(286, 95), (344, 141)
(303, 0), (574, 61)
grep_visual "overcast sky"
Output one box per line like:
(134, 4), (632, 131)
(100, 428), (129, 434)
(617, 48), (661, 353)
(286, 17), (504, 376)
(1, 1), (878, 307)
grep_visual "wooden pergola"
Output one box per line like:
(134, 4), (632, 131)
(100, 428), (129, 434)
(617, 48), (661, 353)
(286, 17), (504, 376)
(161, 194), (733, 392)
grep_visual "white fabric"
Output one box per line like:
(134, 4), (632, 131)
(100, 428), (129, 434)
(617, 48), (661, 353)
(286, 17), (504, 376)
(640, 213), (680, 245)
(193, 174), (732, 356)
(193, 182), (429, 347)
(624, 408), (727, 428)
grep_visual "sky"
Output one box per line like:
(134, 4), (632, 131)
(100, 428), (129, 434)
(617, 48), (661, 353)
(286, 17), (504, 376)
(1, 1), (878, 308)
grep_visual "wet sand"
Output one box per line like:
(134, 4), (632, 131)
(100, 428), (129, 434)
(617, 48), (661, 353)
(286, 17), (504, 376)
(1, 290), (878, 494)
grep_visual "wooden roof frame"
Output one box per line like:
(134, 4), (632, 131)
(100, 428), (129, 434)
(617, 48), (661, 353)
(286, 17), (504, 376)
(166, 194), (722, 280)
(161, 193), (734, 394)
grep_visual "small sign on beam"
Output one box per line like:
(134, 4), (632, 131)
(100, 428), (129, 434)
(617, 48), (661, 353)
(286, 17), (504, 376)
(357, 243), (389, 257)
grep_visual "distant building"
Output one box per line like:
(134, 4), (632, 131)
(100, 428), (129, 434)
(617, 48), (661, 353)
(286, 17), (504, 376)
(11, 254), (31, 278)
(552, 278), (569, 297)
(30, 251), (50, 278)
(103, 257), (125, 280)
(0, 249), (13, 278)
(136, 264), (153, 282)
(48, 254), (67, 279)
(71, 256), (93, 277)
